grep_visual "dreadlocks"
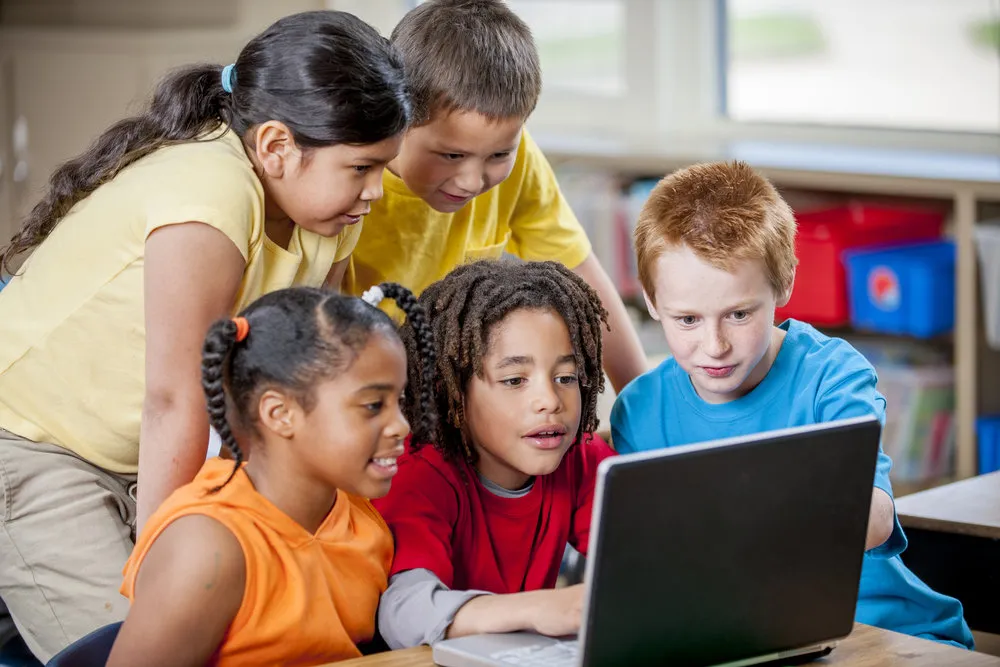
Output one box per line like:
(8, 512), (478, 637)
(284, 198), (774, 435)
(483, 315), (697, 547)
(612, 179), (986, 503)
(400, 259), (608, 462)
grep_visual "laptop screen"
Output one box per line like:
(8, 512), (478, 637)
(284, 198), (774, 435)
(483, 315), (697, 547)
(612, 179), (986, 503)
(579, 417), (881, 667)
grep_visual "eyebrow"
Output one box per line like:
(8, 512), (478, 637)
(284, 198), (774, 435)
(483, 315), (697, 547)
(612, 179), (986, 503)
(666, 300), (760, 314)
(496, 355), (533, 369)
(438, 144), (518, 155)
(354, 383), (398, 394)
(352, 156), (390, 165)
(495, 354), (576, 370)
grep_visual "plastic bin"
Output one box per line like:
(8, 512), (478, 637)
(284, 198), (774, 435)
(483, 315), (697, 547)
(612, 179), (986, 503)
(976, 415), (1000, 475)
(776, 203), (945, 326)
(975, 224), (1000, 350)
(877, 364), (955, 482)
(843, 240), (955, 338)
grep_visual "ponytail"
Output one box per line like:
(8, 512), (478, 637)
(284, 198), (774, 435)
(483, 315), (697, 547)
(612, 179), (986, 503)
(201, 317), (246, 491)
(1, 10), (409, 275)
(375, 283), (438, 447)
(0, 65), (228, 275)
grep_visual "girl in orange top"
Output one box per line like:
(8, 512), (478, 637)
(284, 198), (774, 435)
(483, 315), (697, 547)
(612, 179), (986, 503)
(108, 283), (437, 667)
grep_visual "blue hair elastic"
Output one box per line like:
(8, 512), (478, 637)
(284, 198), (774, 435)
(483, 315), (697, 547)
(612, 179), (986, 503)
(221, 64), (236, 93)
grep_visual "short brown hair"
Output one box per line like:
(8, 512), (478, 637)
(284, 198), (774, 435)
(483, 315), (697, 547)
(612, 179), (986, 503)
(634, 161), (797, 304)
(391, 0), (542, 125)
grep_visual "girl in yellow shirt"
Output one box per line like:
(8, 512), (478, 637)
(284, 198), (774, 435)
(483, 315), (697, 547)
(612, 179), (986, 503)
(0, 11), (409, 662)
(108, 283), (435, 667)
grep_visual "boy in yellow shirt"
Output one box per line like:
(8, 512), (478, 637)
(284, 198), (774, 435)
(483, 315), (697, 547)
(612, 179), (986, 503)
(344, 0), (646, 391)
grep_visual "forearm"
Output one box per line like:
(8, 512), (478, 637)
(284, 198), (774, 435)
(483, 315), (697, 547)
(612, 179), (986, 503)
(137, 397), (211, 534)
(572, 254), (647, 392)
(866, 487), (895, 550)
(447, 590), (545, 638)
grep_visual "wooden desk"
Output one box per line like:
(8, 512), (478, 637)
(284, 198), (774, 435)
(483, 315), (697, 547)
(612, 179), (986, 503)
(895, 473), (1000, 634)
(332, 624), (1000, 666)
(895, 471), (1000, 539)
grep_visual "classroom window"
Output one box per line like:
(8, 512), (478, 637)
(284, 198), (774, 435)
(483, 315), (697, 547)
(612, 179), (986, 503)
(724, 0), (1000, 133)
(506, 0), (626, 96)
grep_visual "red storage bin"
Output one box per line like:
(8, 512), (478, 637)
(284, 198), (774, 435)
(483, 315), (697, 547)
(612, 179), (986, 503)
(775, 203), (945, 326)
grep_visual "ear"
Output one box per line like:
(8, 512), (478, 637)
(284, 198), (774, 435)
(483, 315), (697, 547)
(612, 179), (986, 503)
(776, 268), (796, 308)
(642, 289), (661, 322)
(252, 121), (299, 179)
(257, 389), (297, 439)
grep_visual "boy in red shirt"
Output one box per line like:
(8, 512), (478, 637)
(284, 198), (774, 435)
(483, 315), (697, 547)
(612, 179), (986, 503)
(373, 259), (615, 648)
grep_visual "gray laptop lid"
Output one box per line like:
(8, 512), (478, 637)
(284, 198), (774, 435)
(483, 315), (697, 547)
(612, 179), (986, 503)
(577, 417), (881, 667)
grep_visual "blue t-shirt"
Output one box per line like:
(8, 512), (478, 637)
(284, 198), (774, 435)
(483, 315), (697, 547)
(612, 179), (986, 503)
(611, 319), (973, 649)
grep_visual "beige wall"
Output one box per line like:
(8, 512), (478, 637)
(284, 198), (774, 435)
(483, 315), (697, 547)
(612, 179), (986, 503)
(0, 0), (335, 250)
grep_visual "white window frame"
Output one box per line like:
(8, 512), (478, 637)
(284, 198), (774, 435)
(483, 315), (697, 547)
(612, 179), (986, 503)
(650, 0), (1000, 154)
(333, 0), (1000, 154)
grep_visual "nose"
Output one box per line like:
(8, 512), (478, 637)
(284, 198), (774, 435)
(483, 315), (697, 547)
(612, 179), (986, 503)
(386, 407), (410, 442)
(362, 171), (384, 202)
(453, 162), (485, 195)
(531, 381), (562, 414)
(702, 323), (731, 359)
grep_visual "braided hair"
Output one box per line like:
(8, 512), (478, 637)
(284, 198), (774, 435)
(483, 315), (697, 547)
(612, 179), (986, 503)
(399, 259), (608, 463)
(200, 283), (436, 490)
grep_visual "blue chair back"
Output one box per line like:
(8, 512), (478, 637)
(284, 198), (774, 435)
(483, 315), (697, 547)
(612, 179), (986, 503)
(0, 635), (43, 667)
(46, 623), (121, 667)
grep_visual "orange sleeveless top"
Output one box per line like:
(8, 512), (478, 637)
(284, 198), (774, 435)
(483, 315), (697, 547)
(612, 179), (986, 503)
(122, 458), (393, 665)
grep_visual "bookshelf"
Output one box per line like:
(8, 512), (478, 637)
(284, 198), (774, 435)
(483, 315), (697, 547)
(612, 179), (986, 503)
(541, 130), (1000, 480)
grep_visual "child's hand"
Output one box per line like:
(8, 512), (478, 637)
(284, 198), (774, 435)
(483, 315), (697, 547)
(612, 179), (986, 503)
(528, 584), (585, 637)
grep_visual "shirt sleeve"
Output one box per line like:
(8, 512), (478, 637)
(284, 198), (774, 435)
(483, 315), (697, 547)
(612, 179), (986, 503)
(610, 390), (641, 455)
(505, 130), (592, 269)
(377, 569), (492, 649)
(371, 455), (461, 585)
(141, 135), (263, 261)
(816, 366), (906, 558)
(569, 434), (617, 556)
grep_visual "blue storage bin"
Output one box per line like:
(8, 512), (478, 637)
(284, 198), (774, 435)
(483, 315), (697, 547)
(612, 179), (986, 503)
(843, 241), (955, 338)
(977, 415), (1000, 474)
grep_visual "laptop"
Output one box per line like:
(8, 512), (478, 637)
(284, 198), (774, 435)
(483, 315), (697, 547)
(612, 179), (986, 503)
(432, 416), (881, 667)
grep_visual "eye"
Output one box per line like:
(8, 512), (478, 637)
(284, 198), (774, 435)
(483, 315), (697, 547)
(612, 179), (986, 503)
(678, 315), (697, 326)
(363, 400), (384, 414)
(353, 165), (371, 174)
(731, 310), (750, 321)
(492, 151), (512, 160)
(501, 377), (525, 387)
(555, 374), (578, 385)
(441, 153), (463, 161)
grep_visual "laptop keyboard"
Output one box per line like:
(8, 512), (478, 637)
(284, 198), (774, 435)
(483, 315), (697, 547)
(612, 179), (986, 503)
(488, 639), (580, 666)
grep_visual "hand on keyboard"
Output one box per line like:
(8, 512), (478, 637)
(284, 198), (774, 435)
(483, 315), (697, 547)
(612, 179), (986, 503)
(527, 583), (584, 638)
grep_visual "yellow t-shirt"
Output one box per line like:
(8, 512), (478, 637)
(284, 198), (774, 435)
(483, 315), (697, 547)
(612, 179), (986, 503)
(0, 129), (360, 473)
(343, 129), (592, 298)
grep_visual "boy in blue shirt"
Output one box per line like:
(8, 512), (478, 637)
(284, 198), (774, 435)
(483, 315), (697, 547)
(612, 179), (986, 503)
(611, 161), (973, 648)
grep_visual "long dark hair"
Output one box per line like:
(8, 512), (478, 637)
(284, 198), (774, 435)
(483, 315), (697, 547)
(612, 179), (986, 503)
(0, 10), (410, 275)
(201, 285), (436, 490)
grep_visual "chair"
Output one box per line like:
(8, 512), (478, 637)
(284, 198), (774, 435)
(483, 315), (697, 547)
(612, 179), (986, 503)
(0, 635), (43, 667)
(45, 623), (121, 667)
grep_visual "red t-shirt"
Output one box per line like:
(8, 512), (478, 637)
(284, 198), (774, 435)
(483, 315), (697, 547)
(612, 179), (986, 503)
(372, 435), (615, 594)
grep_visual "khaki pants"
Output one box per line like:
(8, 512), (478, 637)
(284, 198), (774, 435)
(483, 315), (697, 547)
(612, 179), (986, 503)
(0, 428), (136, 662)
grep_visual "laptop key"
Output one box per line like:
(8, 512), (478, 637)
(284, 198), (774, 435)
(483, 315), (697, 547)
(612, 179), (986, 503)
(488, 639), (579, 666)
